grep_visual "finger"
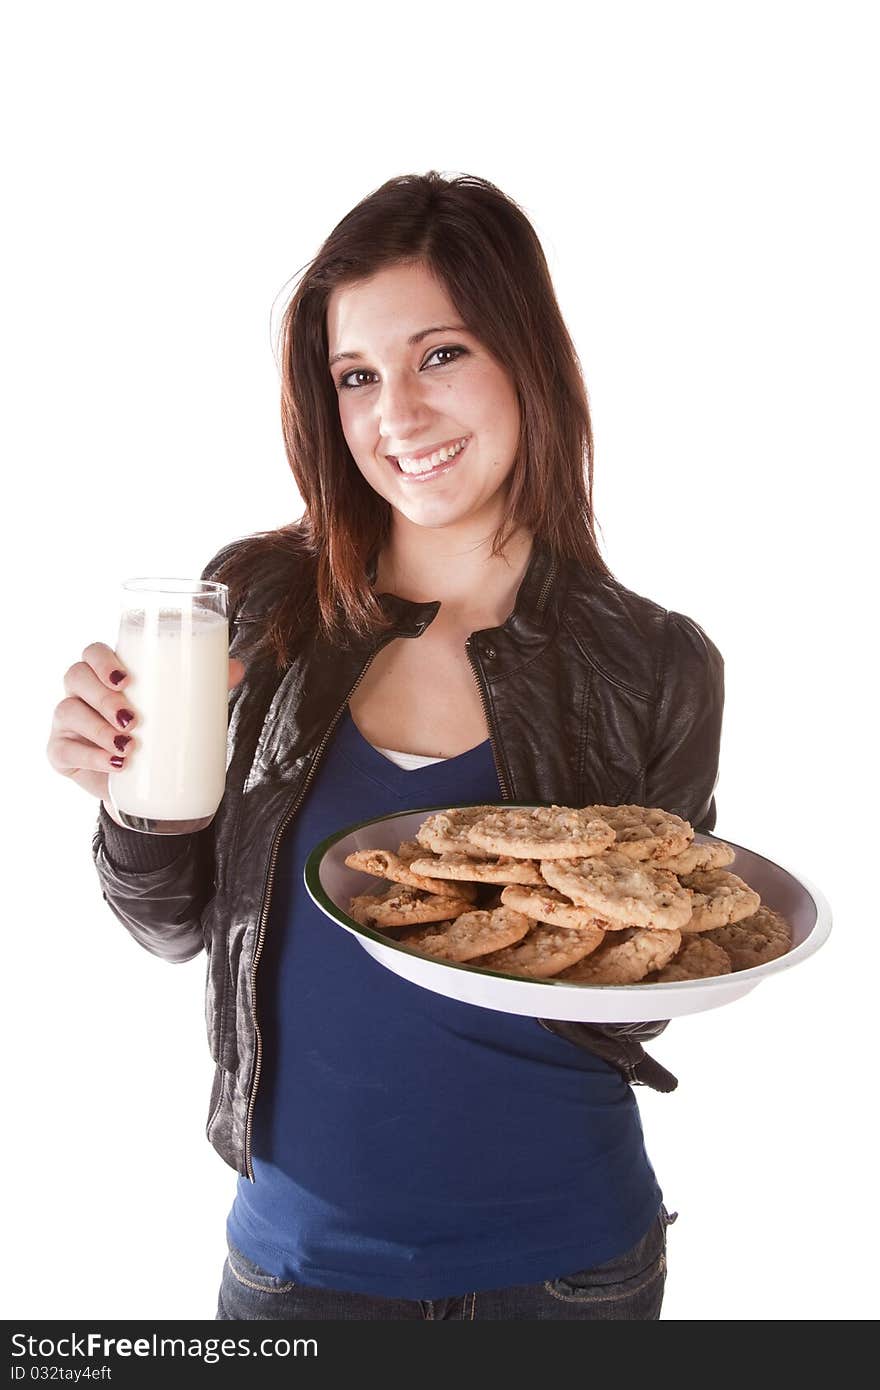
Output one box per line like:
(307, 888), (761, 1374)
(48, 733), (129, 778)
(79, 641), (131, 691)
(51, 695), (135, 758)
(63, 660), (137, 733)
(228, 658), (246, 689)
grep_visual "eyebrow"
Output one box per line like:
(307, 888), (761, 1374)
(328, 324), (469, 369)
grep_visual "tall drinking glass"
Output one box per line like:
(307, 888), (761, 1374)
(107, 578), (229, 834)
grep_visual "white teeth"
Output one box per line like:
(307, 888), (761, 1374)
(397, 437), (469, 475)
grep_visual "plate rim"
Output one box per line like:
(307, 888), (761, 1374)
(302, 803), (832, 993)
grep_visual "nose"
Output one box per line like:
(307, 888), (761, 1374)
(375, 371), (434, 443)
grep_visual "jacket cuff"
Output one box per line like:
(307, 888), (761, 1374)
(97, 803), (194, 873)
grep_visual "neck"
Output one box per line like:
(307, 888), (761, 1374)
(374, 516), (535, 629)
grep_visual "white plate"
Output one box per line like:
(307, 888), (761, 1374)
(303, 805), (832, 1022)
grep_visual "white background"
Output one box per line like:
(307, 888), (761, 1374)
(4, 0), (876, 1322)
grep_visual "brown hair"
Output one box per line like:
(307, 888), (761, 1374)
(212, 170), (613, 669)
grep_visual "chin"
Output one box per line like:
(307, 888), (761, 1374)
(397, 490), (475, 519)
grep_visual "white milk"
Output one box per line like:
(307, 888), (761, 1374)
(108, 605), (229, 821)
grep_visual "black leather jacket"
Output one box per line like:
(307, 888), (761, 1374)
(91, 536), (724, 1180)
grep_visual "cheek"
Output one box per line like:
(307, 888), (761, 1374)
(339, 407), (383, 480)
(469, 365), (520, 432)
(351, 455), (389, 495)
(337, 395), (363, 442)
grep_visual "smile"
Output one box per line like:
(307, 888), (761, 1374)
(388, 436), (472, 480)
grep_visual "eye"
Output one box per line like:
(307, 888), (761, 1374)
(424, 346), (467, 369)
(337, 368), (378, 391)
(336, 345), (468, 391)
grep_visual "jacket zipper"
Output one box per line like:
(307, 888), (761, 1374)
(537, 555), (556, 616)
(243, 648), (383, 1182)
(462, 551), (556, 803)
(465, 638), (513, 802)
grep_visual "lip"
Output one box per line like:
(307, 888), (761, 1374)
(386, 436), (472, 484)
(386, 435), (470, 464)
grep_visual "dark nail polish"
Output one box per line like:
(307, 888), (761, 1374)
(109, 670), (127, 685)
(113, 734), (131, 751)
(110, 756), (124, 768)
(116, 709), (134, 728)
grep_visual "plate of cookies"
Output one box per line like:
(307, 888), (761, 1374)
(303, 803), (831, 1022)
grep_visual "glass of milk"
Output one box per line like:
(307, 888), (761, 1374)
(107, 578), (229, 834)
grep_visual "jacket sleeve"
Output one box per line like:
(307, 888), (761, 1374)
(89, 539), (248, 963)
(91, 810), (214, 963)
(644, 610), (725, 833)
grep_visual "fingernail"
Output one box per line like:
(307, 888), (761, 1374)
(110, 756), (125, 768)
(113, 734), (131, 751)
(109, 670), (127, 685)
(116, 709), (134, 728)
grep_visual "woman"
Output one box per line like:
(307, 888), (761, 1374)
(49, 171), (723, 1320)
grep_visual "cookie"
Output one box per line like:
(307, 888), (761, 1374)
(558, 928), (682, 984)
(499, 883), (612, 931)
(409, 851), (545, 886)
(541, 851), (693, 930)
(347, 882), (473, 928)
(398, 907), (531, 962)
(344, 842), (478, 900)
(477, 920), (607, 978)
(678, 868), (761, 932)
(415, 806), (498, 857)
(644, 935), (732, 982)
(652, 839), (736, 874)
(466, 805), (615, 861)
(703, 906), (793, 970)
(586, 804), (693, 862)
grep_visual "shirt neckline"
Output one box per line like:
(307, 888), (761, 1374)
(340, 708), (492, 789)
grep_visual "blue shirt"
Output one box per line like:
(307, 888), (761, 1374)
(227, 708), (662, 1298)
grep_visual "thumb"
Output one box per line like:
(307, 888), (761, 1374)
(228, 658), (246, 689)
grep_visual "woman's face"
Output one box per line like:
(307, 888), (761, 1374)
(326, 261), (521, 533)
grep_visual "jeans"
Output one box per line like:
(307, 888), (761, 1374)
(215, 1205), (677, 1321)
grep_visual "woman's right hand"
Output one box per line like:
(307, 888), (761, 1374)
(47, 642), (246, 819)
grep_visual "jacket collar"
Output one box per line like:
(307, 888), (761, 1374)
(366, 536), (558, 641)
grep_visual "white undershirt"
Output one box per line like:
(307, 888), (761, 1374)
(373, 746), (449, 770)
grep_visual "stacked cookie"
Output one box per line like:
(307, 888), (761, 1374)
(344, 804), (793, 984)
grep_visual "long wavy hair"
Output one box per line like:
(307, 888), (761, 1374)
(212, 170), (613, 669)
